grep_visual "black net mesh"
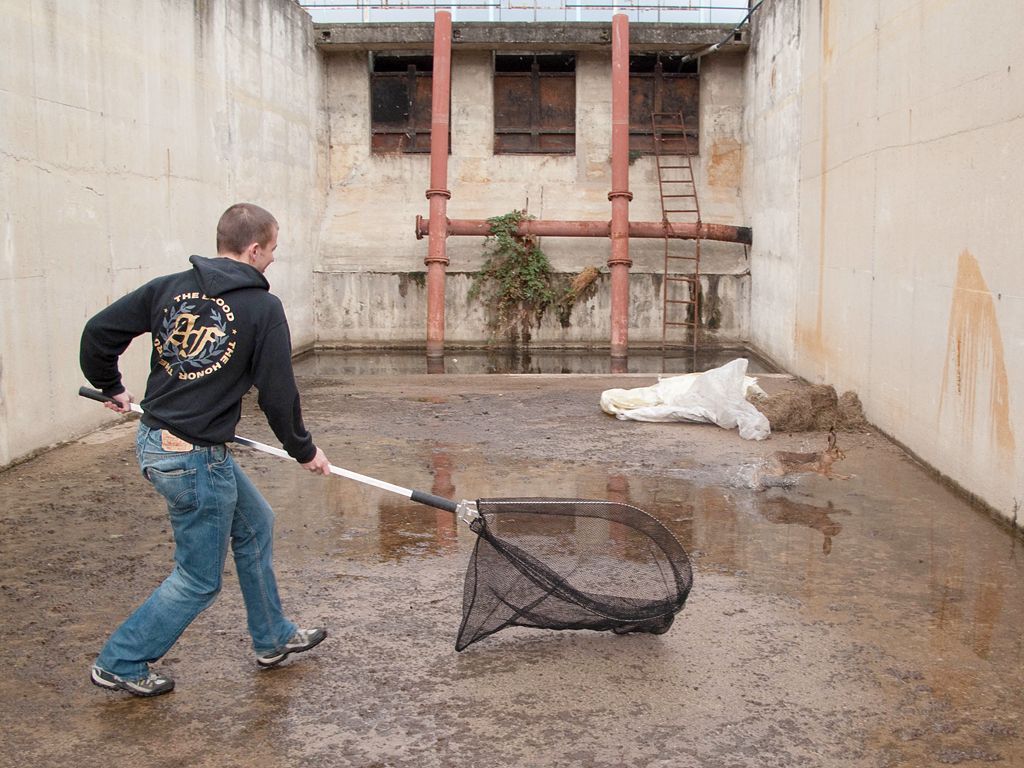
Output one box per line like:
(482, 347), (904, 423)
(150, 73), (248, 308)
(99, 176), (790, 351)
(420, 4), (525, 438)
(456, 499), (693, 651)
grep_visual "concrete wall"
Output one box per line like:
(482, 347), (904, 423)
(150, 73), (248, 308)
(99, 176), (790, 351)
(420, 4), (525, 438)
(315, 47), (751, 346)
(742, 0), (802, 369)
(744, 0), (1024, 523)
(0, 0), (327, 467)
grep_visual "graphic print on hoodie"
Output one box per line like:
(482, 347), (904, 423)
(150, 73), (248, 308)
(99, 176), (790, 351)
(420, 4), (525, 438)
(81, 256), (315, 462)
(155, 291), (237, 382)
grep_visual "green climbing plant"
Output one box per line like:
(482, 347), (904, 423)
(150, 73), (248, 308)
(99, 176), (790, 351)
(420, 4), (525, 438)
(469, 210), (602, 346)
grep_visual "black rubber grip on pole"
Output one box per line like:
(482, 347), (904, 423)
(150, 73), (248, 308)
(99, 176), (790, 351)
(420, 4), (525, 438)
(79, 387), (116, 404)
(410, 490), (458, 514)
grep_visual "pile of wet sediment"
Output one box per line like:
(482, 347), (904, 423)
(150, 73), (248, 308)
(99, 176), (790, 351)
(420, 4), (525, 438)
(751, 385), (870, 433)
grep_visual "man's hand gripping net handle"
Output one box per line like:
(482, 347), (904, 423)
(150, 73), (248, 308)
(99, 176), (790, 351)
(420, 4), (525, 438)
(77, 387), (479, 524)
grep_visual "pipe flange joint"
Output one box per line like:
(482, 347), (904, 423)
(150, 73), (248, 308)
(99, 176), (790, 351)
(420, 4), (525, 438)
(425, 188), (452, 200)
(607, 190), (633, 201)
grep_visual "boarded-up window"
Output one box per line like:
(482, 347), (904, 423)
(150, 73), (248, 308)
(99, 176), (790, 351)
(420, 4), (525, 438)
(629, 55), (699, 155)
(371, 55), (446, 154)
(494, 54), (575, 155)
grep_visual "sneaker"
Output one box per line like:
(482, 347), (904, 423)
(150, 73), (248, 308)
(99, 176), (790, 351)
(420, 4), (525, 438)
(255, 627), (327, 668)
(90, 665), (175, 697)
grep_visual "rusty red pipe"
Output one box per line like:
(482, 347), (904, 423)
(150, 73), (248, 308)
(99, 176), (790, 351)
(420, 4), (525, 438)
(425, 11), (452, 359)
(608, 13), (631, 360)
(417, 12), (752, 358)
(415, 216), (752, 245)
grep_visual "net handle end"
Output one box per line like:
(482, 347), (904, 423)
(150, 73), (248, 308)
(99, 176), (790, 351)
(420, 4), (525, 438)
(410, 490), (458, 514)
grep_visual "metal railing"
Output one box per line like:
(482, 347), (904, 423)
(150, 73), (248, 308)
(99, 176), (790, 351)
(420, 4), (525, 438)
(298, 0), (753, 24)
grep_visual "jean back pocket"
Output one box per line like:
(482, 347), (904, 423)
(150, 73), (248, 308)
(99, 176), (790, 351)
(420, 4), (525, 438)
(145, 465), (198, 512)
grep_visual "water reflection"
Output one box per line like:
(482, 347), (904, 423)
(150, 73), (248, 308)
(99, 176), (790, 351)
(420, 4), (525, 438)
(276, 440), (1024, 682)
(754, 497), (844, 555)
(295, 347), (777, 376)
(605, 474), (629, 504)
(928, 526), (1014, 661)
(366, 448), (460, 562)
(316, 451), (852, 577)
(375, 499), (458, 561)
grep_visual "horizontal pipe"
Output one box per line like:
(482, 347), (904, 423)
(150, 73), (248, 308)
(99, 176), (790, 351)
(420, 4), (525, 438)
(415, 215), (752, 245)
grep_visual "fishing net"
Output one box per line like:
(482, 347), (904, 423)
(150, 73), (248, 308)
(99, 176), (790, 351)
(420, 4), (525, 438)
(456, 499), (693, 651)
(76, 388), (693, 653)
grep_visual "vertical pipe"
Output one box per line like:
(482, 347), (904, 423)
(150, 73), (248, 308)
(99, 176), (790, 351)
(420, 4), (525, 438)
(425, 11), (452, 359)
(608, 13), (632, 360)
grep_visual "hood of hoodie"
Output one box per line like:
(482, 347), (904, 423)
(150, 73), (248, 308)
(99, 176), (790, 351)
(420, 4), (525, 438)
(189, 255), (270, 297)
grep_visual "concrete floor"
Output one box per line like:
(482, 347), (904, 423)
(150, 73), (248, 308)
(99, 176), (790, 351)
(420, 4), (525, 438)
(1, 369), (1022, 767)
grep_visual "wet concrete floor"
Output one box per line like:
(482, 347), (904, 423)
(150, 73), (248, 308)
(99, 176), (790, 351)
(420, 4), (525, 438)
(1, 372), (1022, 767)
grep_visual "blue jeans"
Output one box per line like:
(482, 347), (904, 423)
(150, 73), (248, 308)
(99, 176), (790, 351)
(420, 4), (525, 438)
(95, 424), (297, 678)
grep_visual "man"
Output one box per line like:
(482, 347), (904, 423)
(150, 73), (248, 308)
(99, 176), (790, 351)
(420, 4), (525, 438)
(80, 203), (330, 697)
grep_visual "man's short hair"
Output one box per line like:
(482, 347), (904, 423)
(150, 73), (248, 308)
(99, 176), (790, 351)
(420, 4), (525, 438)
(216, 203), (278, 255)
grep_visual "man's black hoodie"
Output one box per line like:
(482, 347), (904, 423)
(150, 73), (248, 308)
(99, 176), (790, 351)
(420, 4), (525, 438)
(81, 255), (316, 462)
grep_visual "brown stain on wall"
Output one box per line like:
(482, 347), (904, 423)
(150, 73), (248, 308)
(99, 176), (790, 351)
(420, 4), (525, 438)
(814, 0), (833, 347)
(939, 250), (1016, 463)
(821, 0), (834, 64)
(707, 139), (743, 190)
(797, 0), (835, 365)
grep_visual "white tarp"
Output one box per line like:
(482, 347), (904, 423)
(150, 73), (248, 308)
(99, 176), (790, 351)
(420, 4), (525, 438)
(600, 358), (771, 440)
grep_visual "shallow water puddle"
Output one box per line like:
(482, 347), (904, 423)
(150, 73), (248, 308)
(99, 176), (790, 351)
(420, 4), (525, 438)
(258, 441), (1024, 631)
(250, 437), (1024, 761)
(294, 346), (779, 376)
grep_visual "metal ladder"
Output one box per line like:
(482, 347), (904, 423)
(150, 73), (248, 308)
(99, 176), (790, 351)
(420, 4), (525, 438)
(651, 110), (702, 354)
